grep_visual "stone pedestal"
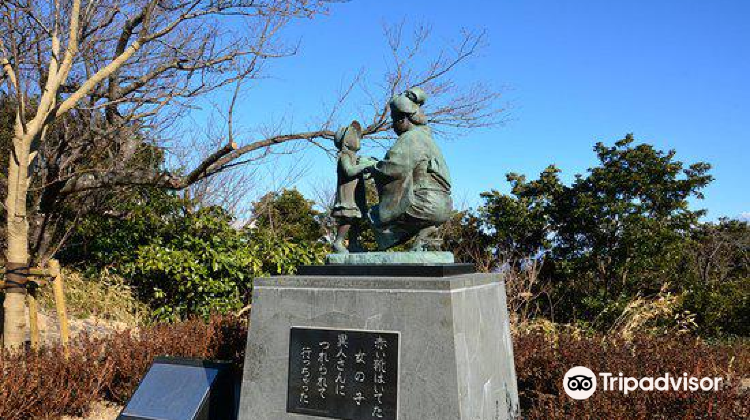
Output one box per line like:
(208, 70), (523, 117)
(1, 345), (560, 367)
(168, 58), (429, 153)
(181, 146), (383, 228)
(238, 272), (519, 420)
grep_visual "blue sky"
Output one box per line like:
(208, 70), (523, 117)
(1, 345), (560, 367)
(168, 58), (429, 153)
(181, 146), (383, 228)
(202, 0), (749, 219)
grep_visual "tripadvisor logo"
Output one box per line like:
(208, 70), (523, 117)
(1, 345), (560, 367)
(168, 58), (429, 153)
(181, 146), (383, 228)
(563, 366), (597, 400)
(563, 366), (723, 400)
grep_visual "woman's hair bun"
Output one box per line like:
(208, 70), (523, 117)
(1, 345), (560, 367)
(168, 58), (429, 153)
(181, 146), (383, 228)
(389, 87), (428, 118)
(405, 87), (427, 105)
(334, 126), (347, 150)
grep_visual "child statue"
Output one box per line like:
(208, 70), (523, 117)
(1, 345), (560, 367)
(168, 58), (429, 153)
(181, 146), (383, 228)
(331, 121), (377, 253)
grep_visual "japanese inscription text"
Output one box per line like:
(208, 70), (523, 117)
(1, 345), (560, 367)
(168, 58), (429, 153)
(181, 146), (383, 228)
(287, 327), (399, 420)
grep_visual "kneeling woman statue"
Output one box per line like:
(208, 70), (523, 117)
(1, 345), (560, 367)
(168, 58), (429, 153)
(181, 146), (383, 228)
(367, 87), (453, 251)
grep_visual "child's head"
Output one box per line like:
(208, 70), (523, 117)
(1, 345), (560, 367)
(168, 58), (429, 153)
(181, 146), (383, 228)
(334, 120), (363, 151)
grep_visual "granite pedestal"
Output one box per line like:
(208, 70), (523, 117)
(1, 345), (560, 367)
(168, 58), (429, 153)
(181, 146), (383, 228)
(239, 271), (519, 420)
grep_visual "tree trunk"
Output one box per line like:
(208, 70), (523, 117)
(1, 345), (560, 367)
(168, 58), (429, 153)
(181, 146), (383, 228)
(3, 130), (31, 350)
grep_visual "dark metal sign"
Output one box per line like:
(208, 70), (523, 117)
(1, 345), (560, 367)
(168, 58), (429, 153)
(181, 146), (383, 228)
(117, 357), (234, 420)
(287, 327), (400, 420)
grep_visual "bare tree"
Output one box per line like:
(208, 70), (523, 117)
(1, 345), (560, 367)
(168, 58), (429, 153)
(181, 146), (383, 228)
(1, 1), (503, 349)
(0, 0), (331, 349)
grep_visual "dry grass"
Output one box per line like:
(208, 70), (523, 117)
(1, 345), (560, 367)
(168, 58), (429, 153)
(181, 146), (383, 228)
(504, 260), (553, 327)
(38, 268), (148, 327)
(60, 402), (121, 420)
(0, 315), (247, 419)
(515, 330), (750, 419)
(609, 285), (697, 339)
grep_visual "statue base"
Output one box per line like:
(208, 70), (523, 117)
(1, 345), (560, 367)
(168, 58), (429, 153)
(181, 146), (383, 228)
(238, 271), (519, 420)
(298, 263), (474, 277)
(326, 251), (454, 265)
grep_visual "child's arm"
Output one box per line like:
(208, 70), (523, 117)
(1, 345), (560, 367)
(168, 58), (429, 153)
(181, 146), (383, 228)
(340, 153), (376, 177)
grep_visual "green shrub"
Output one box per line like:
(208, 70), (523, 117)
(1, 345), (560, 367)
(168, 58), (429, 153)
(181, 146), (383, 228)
(62, 190), (326, 320)
(251, 189), (325, 243)
(678, 219), (750, 337)
(472, 138), (750, 338)
(681, 277), (749, 337)
(120, 206), (325, 320)
(126, 222), (325, 320)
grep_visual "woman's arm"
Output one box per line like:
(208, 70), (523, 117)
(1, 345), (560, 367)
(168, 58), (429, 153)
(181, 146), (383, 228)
(373, 136), (413, 180)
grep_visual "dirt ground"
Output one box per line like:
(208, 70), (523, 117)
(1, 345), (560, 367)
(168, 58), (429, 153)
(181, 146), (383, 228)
(28, 308), (131, 345)
(60, 402), (122, 420)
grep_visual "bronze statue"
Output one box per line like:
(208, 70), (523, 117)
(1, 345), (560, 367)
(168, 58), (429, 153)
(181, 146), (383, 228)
(368, 87), (453, 251)
(331, 121), (377, 253)
(330, 87), (453, 254)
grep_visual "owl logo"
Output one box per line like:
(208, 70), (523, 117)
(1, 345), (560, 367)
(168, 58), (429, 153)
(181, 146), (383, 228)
(567, 375), (594, 391)
(563, 366), (597, 399)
